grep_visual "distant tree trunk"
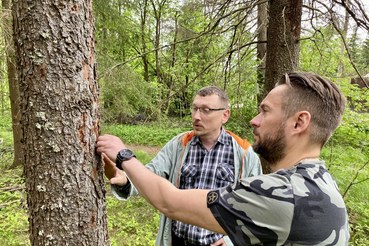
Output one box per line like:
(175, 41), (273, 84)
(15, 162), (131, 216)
(2, 0), (23, 168)
(338, 0), (350, 75)
(12, 1), (110, 245)
(256, 0), (268, 105)
(262, 0), (302, 174)
(166, 11), (179, 111)
(140, 0), (149, 83)
(151, 0), (165, 86)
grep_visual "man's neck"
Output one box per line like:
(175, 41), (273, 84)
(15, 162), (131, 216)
(271, 147), (321, 172)
(199, 130), (222, 151)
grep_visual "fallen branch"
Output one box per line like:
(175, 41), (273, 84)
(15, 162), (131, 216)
(0, 186), (25, 192)
(0, 199), (18, 209)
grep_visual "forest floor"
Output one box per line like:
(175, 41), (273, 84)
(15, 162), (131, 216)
(125, 144), (161, 156)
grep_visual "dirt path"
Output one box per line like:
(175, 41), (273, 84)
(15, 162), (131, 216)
(125, 144), (162, 156)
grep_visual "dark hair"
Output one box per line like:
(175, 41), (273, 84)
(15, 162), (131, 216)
(197, 86), (229, 108)
(277, 72), (346, 147)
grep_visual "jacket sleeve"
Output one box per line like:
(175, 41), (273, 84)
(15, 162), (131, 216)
(111, 134), (182, 201)
(241, 146), (262, 179)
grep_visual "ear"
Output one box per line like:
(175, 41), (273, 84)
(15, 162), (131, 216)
(291, 111), (311, 135)
(221, 109), (231, 124)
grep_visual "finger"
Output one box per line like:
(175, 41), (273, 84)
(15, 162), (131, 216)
(97, 134), (112, 141)
(102, 153), (115, 166)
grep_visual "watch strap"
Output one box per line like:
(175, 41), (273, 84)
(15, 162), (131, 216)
(116, 149), (136, 170)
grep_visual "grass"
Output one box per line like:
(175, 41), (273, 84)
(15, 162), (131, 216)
(1, 114), (369, 245)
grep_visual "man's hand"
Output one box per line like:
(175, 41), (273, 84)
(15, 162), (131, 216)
(96, 134), (126, 162)
(101, 153), (128, 186)
(210, 237), (227, 246)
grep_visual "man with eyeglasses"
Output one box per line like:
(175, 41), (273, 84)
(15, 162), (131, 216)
(97, 86), (262, 246)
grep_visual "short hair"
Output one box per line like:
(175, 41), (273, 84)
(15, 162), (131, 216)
(196, 86), (229, 108)
(277, 72), (346, 148)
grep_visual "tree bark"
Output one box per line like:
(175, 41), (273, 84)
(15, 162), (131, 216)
(256, 0), (268, 105)
(2, 0), (23, 168)
(338, 0), (350, 75)
(140, 0), (149, 83)
(264, 0), (302, 95)
(262, 0), (302, 174)
(12, 1), (110, 245)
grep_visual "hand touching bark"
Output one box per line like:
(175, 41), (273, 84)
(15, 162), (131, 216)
(96, 134), (126, 162)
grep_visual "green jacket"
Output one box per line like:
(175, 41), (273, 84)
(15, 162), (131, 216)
(112, 130), (262, 246)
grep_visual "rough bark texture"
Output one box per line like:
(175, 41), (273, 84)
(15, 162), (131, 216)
(2, 0), (23, 168)
(12, 1), (110, 245)
(256, 0), (268, 105)
(262, 0), (302, 174)
(264, 0), (302, 95)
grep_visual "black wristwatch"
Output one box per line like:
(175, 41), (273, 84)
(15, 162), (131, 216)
(116, 149), (136, 170)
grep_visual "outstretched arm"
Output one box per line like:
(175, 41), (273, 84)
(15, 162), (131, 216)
(101, 152), (226, 235)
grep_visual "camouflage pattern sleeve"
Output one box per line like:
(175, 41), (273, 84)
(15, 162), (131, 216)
(207, 162), (350, 246)
(207, 174), (294, 245)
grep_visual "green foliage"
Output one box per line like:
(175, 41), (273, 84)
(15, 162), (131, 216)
(359, 38), (369, 73)
(300, 26), (352, 75)
(321, 125), (369, 246)
(102, 120), (192, 147)
(107, 196), (160, 246)
(0, 112), (13, 147)
(0, 168), (29, 246)
(93, 0), (262, 120)
(100, 65), (159, 123)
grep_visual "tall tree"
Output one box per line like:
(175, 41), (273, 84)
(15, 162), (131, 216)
(264, 0), (302, 95)
(338, 0), (350, 75)
(256, 0), (268, 105)
(12, 1), (110, 245)
(150, 0), (168, 87)
(2, 0), (22, 168)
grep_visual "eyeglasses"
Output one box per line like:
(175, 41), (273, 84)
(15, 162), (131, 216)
(191, 107), (226, 115)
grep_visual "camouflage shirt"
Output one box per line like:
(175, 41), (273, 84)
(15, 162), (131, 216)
(207, 160), (349, 246)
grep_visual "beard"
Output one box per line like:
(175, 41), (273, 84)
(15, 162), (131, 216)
(252, 123), (287, 165)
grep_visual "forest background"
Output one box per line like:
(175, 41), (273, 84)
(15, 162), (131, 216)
(0, 0), (368, 245)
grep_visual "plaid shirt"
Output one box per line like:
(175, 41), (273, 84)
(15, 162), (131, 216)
(172, 128), (235, 245)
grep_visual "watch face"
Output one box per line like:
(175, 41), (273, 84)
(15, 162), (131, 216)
(116, 149), (135, 170)
(120, 149), (134, 159)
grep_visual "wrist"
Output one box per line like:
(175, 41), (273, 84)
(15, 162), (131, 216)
(115, 180), (131, 194)
(116, 149), (136, 170)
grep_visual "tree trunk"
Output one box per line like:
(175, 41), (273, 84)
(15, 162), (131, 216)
(262, 0), (302, 174)
(264, 0), (302, 95)
(2, 0), (23, 168)
(12, 1), (110, 245)
(140, 0), (149, 83)
(256, 0), (268, 105)
(151, 0), (162, 85)
(166, 11), (179, 111)
(338, 0), (350, 75)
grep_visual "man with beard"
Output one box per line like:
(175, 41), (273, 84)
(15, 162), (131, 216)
(97, 86), (261, 246)
(97, 72), (350, 245)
